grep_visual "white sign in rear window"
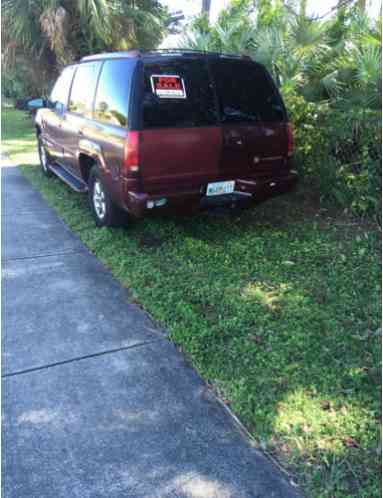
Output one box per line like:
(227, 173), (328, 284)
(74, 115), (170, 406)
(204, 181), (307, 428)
(150, 75), (186, 99)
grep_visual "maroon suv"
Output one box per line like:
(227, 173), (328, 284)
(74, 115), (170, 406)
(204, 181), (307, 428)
(35, 49), (297, 227)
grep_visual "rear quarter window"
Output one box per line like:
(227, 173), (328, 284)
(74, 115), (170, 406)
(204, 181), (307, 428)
(210, 59), (287, 123)
(94, 59), (136, 127)
(142, 59), (217, 129)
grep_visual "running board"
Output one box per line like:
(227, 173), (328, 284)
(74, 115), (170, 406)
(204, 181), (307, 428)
(50, 163), (88, 193)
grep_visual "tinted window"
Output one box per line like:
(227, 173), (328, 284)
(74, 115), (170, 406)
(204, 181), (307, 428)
(94, 59), (135, 127)
(69, 62), (101, 117)
(50, 66), (76, 107)
(210, 60), (286, 123)
(142, 59), (217, 128)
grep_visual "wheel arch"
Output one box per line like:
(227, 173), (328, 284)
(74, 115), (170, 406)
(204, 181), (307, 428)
(77, 138), (107, 184)
(78, 153), (97, 184)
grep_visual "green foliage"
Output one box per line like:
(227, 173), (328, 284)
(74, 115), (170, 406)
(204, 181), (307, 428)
(2, 0), (170, 93)
(284, 90), (381, 220)
(256, 0), (286, 28)
(3, 108), (381, 498)
(282, 91), (328, 174)
(2, 68), (32, 100)
(180, 1), (382, 220)
(324, 112), (382, 219)
(1, 55), (53, 99)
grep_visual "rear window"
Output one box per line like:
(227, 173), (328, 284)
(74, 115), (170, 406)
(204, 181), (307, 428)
(210, 60), (286, 123)
(142, 59), (217, 128)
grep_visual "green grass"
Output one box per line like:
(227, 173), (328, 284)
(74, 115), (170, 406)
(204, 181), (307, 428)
(3, 107), (381, 498)
(2, 106), (39, 165)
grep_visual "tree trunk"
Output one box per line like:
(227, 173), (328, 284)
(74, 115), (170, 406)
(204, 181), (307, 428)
(299, 0), (307, 17)
(358, 0), (366, 11)
(202, 0), (211, 18)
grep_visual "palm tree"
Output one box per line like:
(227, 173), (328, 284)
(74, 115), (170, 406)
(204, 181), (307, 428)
(2, 0), (170, 93)
(181, 1), (381, 110)
(299, 0), (307, 17)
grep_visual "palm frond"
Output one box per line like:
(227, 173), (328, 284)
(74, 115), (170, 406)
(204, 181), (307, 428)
(354, 45), (382, 86)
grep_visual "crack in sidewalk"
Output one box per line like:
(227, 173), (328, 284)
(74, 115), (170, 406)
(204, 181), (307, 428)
(3, 339), (161, 378)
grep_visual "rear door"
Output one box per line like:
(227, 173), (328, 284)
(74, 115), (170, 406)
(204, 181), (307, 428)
(63, 61), (102, 175)
(210, 59), (288, 178)
(139, 58), (221, 192)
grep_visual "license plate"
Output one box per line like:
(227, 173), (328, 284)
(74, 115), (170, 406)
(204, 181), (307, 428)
(206, 181), (235, 196)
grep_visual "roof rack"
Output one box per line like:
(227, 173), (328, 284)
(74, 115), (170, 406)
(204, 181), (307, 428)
(81, 50), (140, 62)
(80, 48), (251, 62)
(145, 48), (251, 59)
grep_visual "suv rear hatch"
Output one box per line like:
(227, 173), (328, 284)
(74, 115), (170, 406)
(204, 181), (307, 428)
(137, 56), (289, 194)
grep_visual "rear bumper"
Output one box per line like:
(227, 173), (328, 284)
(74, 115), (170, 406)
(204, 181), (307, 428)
(124, 172), (298, 218)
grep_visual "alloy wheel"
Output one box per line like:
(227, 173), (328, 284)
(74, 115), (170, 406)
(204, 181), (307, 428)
(93, 179), (107, 220)
(39, 141), (48, 172)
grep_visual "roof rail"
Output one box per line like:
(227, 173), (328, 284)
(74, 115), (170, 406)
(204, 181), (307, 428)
(146, 48), (251, 59)
(80, 48), (251, 62)
(81, 50), (141, 62)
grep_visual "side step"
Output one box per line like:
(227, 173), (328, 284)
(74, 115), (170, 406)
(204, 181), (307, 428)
(50, 163), (88, 193)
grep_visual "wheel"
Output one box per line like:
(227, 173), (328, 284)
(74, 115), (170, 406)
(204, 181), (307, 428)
(88, 165), (124, 227)
(38, 136), (52, 177)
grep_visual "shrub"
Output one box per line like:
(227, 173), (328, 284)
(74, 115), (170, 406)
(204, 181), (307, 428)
(1, 66), (39, 100)
(284, 89), (382, 220)
(328, 112), (382, 220)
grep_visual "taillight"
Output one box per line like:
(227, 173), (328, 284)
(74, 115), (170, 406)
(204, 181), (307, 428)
(123, 131), (140, 176)
(287, 122), (294, 157)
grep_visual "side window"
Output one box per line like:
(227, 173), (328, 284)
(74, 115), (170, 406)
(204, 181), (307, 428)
(50, 66), (76, 108)
(94, 59), (136, 127)
(68, 62), (101, 117)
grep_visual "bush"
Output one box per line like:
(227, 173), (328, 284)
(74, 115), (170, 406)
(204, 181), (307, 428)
(1, 66), (38, 101)
(328, 113), (382, 219)
(283, 91), (329, 176)
(284, 90), (382, 220)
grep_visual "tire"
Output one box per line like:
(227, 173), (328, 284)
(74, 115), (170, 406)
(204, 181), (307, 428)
(38, 136), (52, 177)
(88, 165), (124, 227)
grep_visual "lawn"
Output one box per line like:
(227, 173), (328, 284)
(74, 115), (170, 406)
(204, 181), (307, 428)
(2, 105), (39, 165)
(2, 107), (381, 498)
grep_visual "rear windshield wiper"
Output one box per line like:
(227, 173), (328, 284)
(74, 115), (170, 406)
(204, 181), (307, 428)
(222, 107), (259, 121)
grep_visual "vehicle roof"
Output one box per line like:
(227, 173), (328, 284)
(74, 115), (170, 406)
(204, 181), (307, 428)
(80, 48), (252, 63)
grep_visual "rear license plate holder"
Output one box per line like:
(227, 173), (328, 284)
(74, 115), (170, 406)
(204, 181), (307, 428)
(206, 181), (235, 196)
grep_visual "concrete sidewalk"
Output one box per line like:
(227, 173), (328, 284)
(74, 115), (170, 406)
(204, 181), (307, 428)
(1, 165), (301, 498)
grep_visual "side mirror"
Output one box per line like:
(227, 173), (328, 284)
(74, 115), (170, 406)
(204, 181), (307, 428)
(27, 98), (47, 111)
